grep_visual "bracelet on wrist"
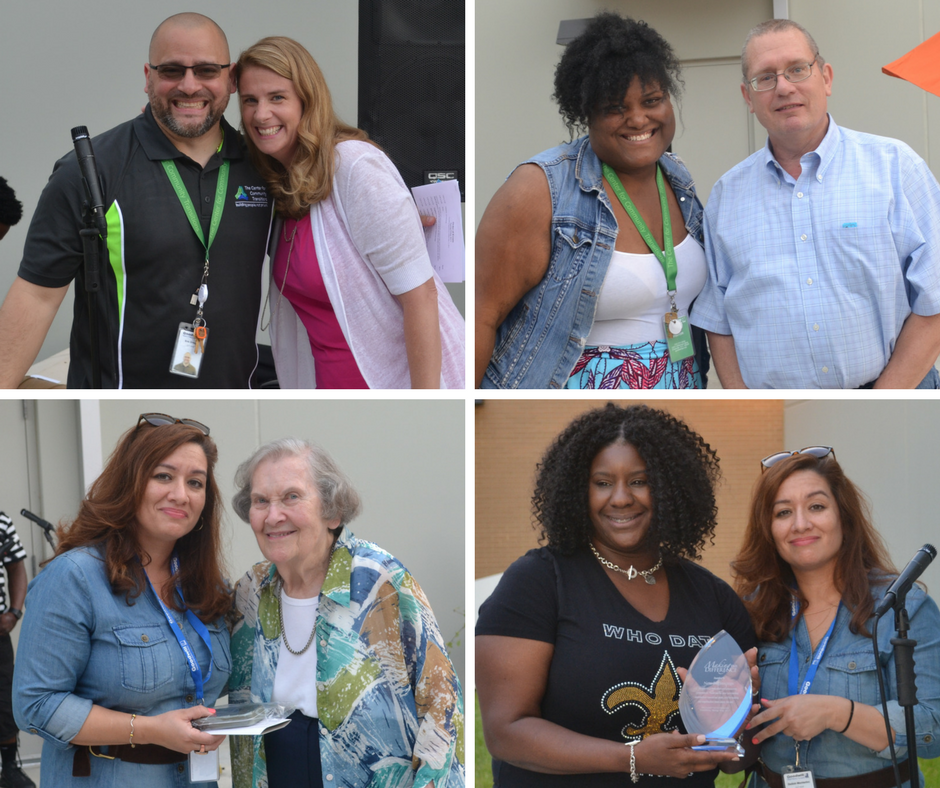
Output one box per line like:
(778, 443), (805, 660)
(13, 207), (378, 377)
(838, 699), (855, 734)
(626, 741), (639, 783)
(129, 713), (137, 748)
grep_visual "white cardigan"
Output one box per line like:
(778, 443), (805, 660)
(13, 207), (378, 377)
(269, 140), (465, 389)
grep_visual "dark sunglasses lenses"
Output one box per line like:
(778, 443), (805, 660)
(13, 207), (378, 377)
(138, 413), (210, 435)
(154, 64), (224, 80)
(761, 451), (794, 468)
(761, 446), (833, 470)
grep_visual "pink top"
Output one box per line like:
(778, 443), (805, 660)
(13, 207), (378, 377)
(272, 217), (368, 389)
(269, 140), (465, 389)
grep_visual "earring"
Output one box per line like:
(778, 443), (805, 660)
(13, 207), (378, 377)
(196, 516), (205, 531)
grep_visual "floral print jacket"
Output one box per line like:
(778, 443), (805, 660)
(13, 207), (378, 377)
(229, 529), (465, 788)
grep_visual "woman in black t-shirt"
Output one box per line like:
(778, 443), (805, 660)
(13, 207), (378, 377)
(476, 403), (758, 786)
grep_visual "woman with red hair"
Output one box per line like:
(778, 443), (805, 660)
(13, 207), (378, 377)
(13, 414), (232, 787)
(733, 447), (940, 787)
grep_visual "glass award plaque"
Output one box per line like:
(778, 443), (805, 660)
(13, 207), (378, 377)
(678, 630), (751, 756)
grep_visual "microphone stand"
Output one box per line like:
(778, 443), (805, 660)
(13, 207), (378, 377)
(890, 604), (920, 788)
(19, 509), (56, 551)
(79, 201), (103, 389)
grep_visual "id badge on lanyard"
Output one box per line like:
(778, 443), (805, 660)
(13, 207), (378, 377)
(161, 158), (228, 377)
(781, 599), (841, 787)
(782, 751), (816, 787)
(603, 163), (695, 362)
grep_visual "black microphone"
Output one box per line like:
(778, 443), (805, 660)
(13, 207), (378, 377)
(874, 544), (937, 618)
(70, 126), (108, 239)
(19, 509), (55, 534)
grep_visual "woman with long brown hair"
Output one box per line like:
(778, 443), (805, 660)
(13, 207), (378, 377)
(732, 448), (940, 787)
(236, 36), (464, 389)
(13, 414), (232, 787)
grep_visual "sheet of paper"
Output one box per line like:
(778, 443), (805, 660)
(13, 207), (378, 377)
(411, 180), (465, 283)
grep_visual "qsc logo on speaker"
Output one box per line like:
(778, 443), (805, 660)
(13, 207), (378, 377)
(424, 170), (459, 184)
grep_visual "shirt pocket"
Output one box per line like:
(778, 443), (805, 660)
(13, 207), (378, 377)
(113, 624), (175, 693)
(757, 643), (790, 700)
(825, 650), (880, 707)
(206, 622), (232, 674)
(547, 222), (593, 282)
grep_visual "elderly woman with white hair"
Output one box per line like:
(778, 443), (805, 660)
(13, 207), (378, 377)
(227, 438), (465, 788)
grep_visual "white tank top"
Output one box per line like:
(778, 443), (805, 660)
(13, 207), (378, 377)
(584, 234), (707, 346)
(272, 592), (319, 718)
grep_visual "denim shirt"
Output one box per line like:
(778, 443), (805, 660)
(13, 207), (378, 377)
(13, 546), (232, 788)
(754, 584), (940, 788)
(481, 135), (705, 389)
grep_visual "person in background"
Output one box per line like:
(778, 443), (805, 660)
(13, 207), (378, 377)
(0, 178), (23, 242)
(0, 513), (32, 788)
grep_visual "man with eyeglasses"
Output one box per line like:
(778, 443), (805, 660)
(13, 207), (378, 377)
(691, 19), (940, 389)
(0, 12), (272, 388)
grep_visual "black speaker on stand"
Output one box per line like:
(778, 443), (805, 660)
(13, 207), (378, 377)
(358, 0), (465, 201)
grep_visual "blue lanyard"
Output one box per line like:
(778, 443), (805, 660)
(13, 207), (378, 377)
(144, 553), (213, 705)
(788, 598), (841, 696)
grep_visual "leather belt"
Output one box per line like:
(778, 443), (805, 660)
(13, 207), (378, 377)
(759, 759), (910, 788)
(72, 743), (187, 776)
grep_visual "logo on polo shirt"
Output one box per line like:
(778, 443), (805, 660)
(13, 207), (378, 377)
(234, 185), (270, 208)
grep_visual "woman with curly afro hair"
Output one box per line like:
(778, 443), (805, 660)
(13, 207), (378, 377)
(476, 12), (710, 390)
(477, 404), (757, 786)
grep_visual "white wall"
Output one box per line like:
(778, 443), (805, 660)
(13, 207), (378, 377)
(475, 0), (940, 226)
(783, 399), (940, 594)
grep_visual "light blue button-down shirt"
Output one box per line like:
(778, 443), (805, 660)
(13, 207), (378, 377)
(691, 117), (940, 388)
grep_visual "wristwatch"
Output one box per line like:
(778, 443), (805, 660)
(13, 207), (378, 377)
(8, 608), (22, 620)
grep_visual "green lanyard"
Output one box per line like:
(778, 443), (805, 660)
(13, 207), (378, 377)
(603, 163), (679, 304)
(161, 158), (229, 263)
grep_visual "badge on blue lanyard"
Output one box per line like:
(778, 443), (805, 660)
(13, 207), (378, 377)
(145, 552), (213, 705)
(781, 598), (841, 787)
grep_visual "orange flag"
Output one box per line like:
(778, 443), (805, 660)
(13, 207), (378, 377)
(883, 31), (940, 97)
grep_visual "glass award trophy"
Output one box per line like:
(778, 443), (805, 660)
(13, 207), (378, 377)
(678, 630), (751, 756)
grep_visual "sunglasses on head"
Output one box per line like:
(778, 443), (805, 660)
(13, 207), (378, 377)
(760, 446), (834, 473)
(136, 413), (210, 436)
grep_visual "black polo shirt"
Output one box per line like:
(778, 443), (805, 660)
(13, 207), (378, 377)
(19, 106), (273, 388)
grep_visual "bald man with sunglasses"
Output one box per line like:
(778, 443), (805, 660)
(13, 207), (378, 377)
(0, 12), (272, 389)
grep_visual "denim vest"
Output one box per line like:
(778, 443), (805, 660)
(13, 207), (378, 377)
(481, 135), (705, 389)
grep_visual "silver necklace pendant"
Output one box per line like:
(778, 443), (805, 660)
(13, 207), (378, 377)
(590, 544), (662, 582)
